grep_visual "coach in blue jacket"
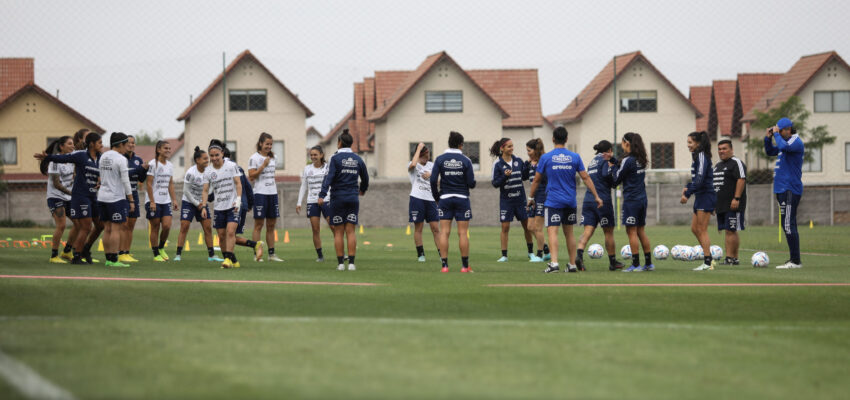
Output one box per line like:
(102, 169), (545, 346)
(764, 117), (804, 269)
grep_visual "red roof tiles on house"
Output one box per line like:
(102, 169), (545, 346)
(0, 83), (104, 133)
(467, 69), (543, 128)
(134, 145), (156, 163)
(690, 86), (712, 132)
(177, 50), (313, 121)
(736, 73), (783, 118)
(0, 58), (34, 103)
(712, 80), (737, 136)
(743, 51), (850, 121)
(374, 70), (411, 109)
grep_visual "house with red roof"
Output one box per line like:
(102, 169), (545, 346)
(177, 50), (312, 177)
(325, 51), (547, 178)
(0, 58), (103, 179)
(549, 51), (702, 171)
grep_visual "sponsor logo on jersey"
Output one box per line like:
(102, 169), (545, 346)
(342, 157), (359, 168)
(552, 154), (572, 163)
(443, 159), (463, 169)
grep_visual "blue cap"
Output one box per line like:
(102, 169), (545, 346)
(777, 118), (793, 130)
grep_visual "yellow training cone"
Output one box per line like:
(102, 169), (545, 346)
(406, 225), (411, 235)
(147, 223), (152, 248)
(810, 220), (814, 229)
(197, 232), (204, 245)
(97, 239), (104, 251)
(467, 230), (470, 239)
(184, 240), (190, 252)
(213, 235), (219, 246)
(284, 230), (290, 244)
(359, 225), (364, 234)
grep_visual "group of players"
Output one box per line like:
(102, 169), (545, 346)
(35, 116), (805, 272)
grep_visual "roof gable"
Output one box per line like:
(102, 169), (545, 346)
(467, 69), (543, 127)
(712, 80), (737, 137)
(0, 83), (104, 133)
(177, 50), (313, 121)
(690, 86), (711, 132)
(0, 58), (34, 103)
(736, 73), (782, 118)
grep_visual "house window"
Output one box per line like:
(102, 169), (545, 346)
(463, 141), (480, 171)
(0, 138), (17, 165)
(620, 91), (657, 112)
(229, 90), (267, 111)
(846, 143), (850, 172)
(272, 141), (285, 170)
(650, 143), (675, 169)
(409, 142), (434, 160)
(814, 91), (850, 113)
(179, 156), (185, 167)
(802, 147), (822, 173)
(425, 91), (463, 113)
(226, 141), (237, 163)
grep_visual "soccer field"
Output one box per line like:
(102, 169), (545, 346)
(1, 225), (849, 399)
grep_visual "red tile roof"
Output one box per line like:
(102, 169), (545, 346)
(177, 50), (313, 121)
(374, 70), (411, 109)
(736, 73), (782, 117)
(690, 86), (712, 132)
(550, 51), (702, 124)
(743, 51), (850, 121)
(0, 58), (34, 103)
(0, 83), (104, 133)
(134, 145), (156, 162)
(468, 69), (543, 127)
(712, 80), (737, 136)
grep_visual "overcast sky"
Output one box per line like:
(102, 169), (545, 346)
(3, 0), (849, 139)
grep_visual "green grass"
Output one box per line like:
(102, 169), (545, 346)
(1, 225), (850, 399)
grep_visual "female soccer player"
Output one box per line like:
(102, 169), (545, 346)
(145, 140), (177, 262)
(576, 140), (625, 271)
(97, 132), (135, 268)
(407, 143), (439, 262)
(174, 147), (222, 262)
(490, 138), (540, 262)
(525, 139), (549, 261)
(118, 135), (147, 263)
(248, 132), (279, 261)
(297, 145), (331, 262)
(430, 131), (476, 273)
(41, 136), (75, 263)
(224, 146), (264, 262)
(201, 141), (244, 268)
(681, 131), (716, 271)
(72, 128), (90, 151)
(610, 132), (652, 272)
(35, 133), (103, 264)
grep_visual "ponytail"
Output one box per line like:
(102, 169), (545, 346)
(193, 146), (206, 164)
(489, 138), (510, 157)
(622, 132), (648, 167)
(592, 140), (613, 154)
(687, 131), (712, 159)
(73, 129), (89, 150)
(525, 138), (544, 161)
(40, 136), (72, 175)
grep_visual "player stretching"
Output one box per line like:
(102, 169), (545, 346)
(764, 118), (805, 269)
(681, 131), (716, 271)
(318, 130), (369, 271)
(530, 127), (602, 273)
(576, 140), (624, 271)
(610, 132), (652, 272)
(408, 143), (440, 262)
(430, 131), (476, 273)
(490, 138), (541, 263)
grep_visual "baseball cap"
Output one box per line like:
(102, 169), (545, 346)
(777, 118), (793, 130)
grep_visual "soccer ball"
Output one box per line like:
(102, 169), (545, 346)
(751, 252), (769, 268)
(710, 245), (723, 260)
(692, 245), (705, 259)
(681, 246), (696, 261)
(620, 244), (632, 259)
(671, 245), (684, 260)
(653, 245), (669, 260)
(587, 244), (604, 259)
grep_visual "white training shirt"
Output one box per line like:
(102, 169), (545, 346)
(97, 150), (132, 203)
(408, 160), (435, 201)
(205, 160), (242, 211)
(297, 163), (330, 206)
(182, 165), (206, 206)
(145, 159), (173, 205)
(46, 161), (74, 201)
(248, 152), (277, 195)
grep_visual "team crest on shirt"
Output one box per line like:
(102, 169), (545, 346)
(135, 160), (140, 166)
(210, 172), (217, 181)
(552, 154), (572, 163)
(513, 161), (518, 167)
(626, 216), (636, 224)
(443, 159), (463, 169)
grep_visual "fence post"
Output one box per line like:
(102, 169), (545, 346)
(830, 186), (835, 226)
(655, 183), (661, 224)
(770, 189), (774, 225)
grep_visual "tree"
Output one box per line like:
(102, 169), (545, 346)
(134, 129), (164, 145)
(746, 96), (835, 164)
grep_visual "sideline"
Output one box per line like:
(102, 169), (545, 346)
(486, 282), (850, 288)
(0, 275), (380, 286)
(0, 349), (76, 400)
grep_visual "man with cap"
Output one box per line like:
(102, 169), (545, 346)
(764, 117), (804, 269)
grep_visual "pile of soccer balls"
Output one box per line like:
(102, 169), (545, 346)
(585, 242), (770, 268)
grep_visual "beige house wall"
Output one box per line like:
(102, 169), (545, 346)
(183, 58), (307, 176)
(373, 60), (504, 179)
(0, 90), (100, 174)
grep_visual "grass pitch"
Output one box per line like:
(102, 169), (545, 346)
(1, 224), (849, 399)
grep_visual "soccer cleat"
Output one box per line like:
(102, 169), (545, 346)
(348, 264), (356, 271)
(119, 254), (139, 263)
(338, 264), (346, 271)
(441, 266), (449, 273)
(208, 256), (225, 262)
(418, 255), (426, 262)
(575, 258), (585, 271)
(268, 255), (284, 262)
(232, 261), (241, 268)
(71, 257), (86, 265)
(721, 257), (738, 266)
(643, 264), (655, 272)
(528, 254), (544, 263)
(623, 265), (641, 272)
(105, 260), (130, 268)
(49, 256), (67, 264)
(254, 241), (265, 261)
(776, 260), (803, 269)
(153, 255), (166, 262)
(711, 260), (716, 270)
(543, 263), (559, 273)
(461, 267), (472, 273)
(158, 248), (169, 261)
(567, 264), (578, 273)
(609, 260), (625, 271)
(496, 256), (508, 262)
(542, 253), (551, 261)
(60, 251), (73, 261)
(693, 263), (713, 271)
(221, 258), (233, 269)
(173, 255), (182, 262)
(316, 257), (324, 262)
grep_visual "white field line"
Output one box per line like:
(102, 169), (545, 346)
(0, 349), (76, 400)
(2, 315), (848, 333)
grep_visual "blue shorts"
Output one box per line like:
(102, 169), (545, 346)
(693, 193), (716, 213)
(438, 197), (472, 221)
(409, 196), (439, 223)
(47, 198), (70, 216)
(527, 201), (545, 218)
(581, 202), (615, 228)
(621, 200), (647, 227)
(180, 200), (210, 222)
(717, 211), (745, 232)
(128, 191), (140, 219)
(306, 202), (330, 219)
(545, 206), (577, 227)
(330, 198), (359, 226)
(253, 193), (280, 219)
(145, 202), (172, 219)
(500, 200), (528, 222)
(237, 206), (248, 234)
(69, 196), (98, 220)
(213, 208), (240, 230)
(98, 200), (129, 223)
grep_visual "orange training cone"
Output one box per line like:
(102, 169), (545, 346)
(274, 230), (279, 242)
(283, 230), (290, 244)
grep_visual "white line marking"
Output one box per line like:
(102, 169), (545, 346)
(0, 349), (76, 400)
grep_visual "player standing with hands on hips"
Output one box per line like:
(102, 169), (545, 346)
(713, 139), (747, 265)
(764, 118), (805, 269)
